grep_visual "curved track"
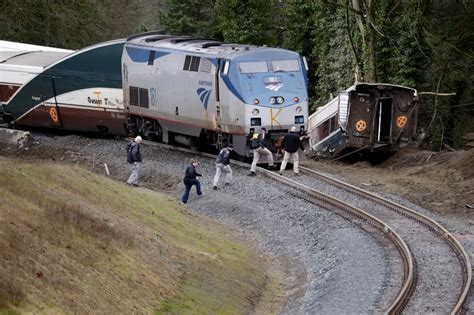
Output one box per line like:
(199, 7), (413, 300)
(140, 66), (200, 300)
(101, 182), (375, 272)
(292, 165), (472, 314)
(137, 140), (471, 313)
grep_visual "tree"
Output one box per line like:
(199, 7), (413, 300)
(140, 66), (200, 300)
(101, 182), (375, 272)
(159, 0), (221, 39)
(215, 0), (276, 45)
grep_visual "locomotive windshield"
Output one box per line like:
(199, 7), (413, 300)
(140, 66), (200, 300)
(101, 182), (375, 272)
(271, 59), (300, 72)
(239, 61), (268, 73)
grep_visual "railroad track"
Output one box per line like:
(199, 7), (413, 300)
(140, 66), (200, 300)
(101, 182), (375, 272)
(138, 139), (471, 313)
(291, 165), (472, 314)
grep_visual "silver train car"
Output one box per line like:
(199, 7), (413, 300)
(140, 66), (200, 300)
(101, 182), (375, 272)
(308, 83), (419, 158)
(122, 34), (309, 157)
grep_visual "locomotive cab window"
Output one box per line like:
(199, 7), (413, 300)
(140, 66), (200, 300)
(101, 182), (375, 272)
(271, 59), (300, 72)
(221, 60), (230, 75)
(239, 61), (268, 74)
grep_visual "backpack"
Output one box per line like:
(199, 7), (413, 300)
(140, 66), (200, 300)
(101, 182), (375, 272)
(126, 141), (134, 163)
(126, 141), (133, 153)
(250, 133), (260, 149)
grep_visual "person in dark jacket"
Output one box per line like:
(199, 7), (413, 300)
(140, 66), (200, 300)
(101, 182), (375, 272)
(249, 127), (275, 176)
(279, 126), (305, 175)
(182, 159), (203, 204)
(127, 136), (143, 186)
(213, 144), (233, 189)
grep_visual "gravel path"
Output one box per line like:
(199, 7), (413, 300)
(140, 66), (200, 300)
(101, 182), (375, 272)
(8, 133), (399, 313)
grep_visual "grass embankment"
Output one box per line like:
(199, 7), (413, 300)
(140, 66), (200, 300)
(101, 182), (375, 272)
(0, 157), (279, 314)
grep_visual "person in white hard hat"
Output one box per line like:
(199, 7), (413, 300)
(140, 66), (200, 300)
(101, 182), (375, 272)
(279, 127), (305, 176)
(126, 136), (143, 187)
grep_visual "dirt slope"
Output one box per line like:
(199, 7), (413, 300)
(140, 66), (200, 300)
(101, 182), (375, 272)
(0, 157), (277, 314)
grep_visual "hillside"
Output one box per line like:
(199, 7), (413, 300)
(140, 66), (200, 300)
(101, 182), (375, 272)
(0, 157), (278, 314)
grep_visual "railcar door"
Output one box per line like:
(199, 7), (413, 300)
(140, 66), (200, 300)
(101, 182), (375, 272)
(376, 97), (393, 142)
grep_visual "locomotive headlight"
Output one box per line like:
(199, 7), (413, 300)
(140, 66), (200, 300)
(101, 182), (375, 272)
(253, 99), (260, 105)
(296, 106), (302, 113)
(252, 108), (260, 116)
(276, 96), (284, 104)
(293, 97), (300, 103)
(269, 97), (276, 104)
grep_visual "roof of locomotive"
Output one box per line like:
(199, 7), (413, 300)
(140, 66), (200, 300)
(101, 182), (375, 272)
(125, 32), (297, 58)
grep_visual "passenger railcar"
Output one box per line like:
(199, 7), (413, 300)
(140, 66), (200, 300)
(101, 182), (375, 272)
(1, 39), (127, 135)
(308, 83), (419, 158)
(123, 34), (309, 157)
(0, 41), (73, 105)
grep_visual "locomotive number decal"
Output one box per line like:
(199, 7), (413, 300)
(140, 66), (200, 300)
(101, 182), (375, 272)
(49, 107), (59, 123)
(397, 116), (408, 128)
(356, 120), (367, 132)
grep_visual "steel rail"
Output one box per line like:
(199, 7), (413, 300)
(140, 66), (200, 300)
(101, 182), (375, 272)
(299, 165), (472, 314)
(138, 139), (415, 314)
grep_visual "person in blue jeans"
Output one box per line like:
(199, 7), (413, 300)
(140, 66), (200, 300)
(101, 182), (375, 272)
(182, 159), (203, 204)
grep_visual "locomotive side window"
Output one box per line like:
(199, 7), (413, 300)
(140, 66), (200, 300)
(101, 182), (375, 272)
(239, 61), (268, 74)
(183, 55), (201, 72)
(129, 86), (149, 108)
(139, 88), (149, 108)
(130, 86), (139, 106)
(271, 59), (300, 72)
(183, 55), (191, 70)
(190, 56), (201, 72)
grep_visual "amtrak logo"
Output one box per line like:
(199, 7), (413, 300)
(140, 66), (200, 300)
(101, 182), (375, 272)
(197, 88), (211, 110)
(265, 83), (283, 91)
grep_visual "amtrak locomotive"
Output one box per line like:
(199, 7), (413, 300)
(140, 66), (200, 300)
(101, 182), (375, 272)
(123, 34), (309, 157)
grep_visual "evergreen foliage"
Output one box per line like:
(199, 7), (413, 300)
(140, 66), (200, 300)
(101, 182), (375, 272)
(0, 0), (472, 150)
(158, 0), (221, 39)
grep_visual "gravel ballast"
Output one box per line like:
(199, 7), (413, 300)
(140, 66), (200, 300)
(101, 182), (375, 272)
(6, 133), (403, 313)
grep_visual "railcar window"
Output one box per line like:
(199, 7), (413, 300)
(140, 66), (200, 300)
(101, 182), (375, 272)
(239, 61), (268, 74)
(271, 59), (300, 72)
(190, 56), (201, 72)
(183, 55), (191, 70)
(330, 116), (337, 132)
(139, 88), (149, 108)
(129, 86), (139, 106)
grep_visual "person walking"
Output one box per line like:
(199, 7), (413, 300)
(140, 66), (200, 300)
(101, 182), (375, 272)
(213, 144), (233, 189)
(279, 126), (305, 176)
(249, 127), (275, 176)
(127, 136), (143, 187)
(182, 159), (203, 204)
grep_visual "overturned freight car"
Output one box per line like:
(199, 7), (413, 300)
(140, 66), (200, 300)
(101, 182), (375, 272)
(309, 83), (419, 158)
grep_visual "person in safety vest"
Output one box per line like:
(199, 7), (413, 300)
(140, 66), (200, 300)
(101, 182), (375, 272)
(249, 127), (275, 176)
